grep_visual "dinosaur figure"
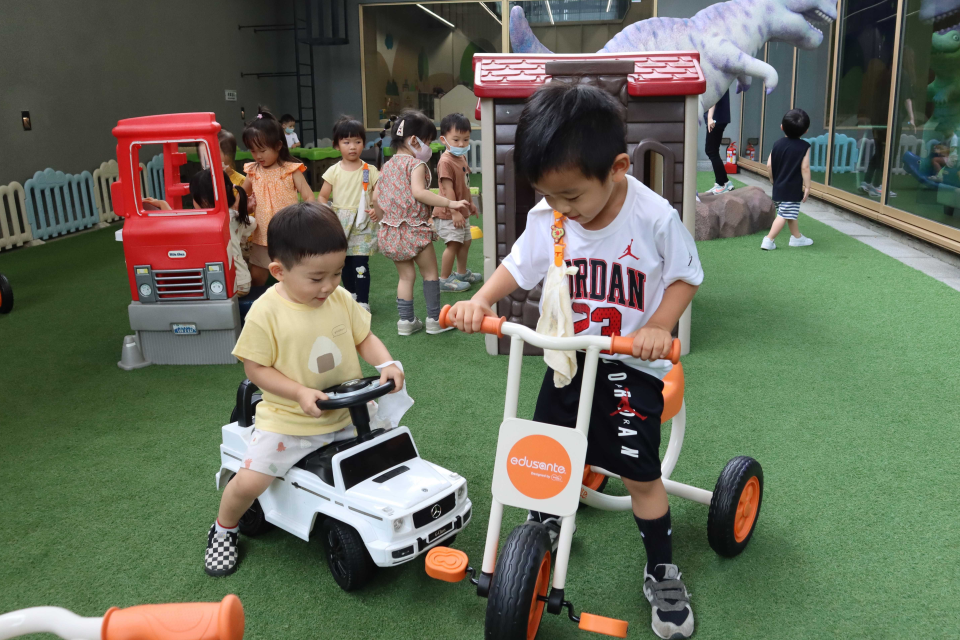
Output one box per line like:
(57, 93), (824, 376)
(921, 1), (960, 137)
(509, 0), (836, 112)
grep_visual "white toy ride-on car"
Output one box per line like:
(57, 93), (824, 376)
(216, 376), (472, 591)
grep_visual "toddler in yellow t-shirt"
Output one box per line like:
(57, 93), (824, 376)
(204, 201), (404, 578)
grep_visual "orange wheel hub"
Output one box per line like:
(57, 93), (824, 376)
(733, 476), (760, 543)
(582, 466), (605, 491)
(527, 552), (550, 640)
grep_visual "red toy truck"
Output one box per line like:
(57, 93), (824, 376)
(112, 113), (241, 368)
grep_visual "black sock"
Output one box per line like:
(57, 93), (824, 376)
(635, 510), (672, 572)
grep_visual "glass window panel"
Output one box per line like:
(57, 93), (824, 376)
(829, 0), (898, 199)
(794, 21), (836, 185)
(886, 0), (960, 229)
(762, 43), (796, 161)
(509, 1), (652, 54)
(740, 48), (765, 163)
(361, 3), (503, 129)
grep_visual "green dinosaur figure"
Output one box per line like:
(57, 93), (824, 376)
(927, 29), (960, 136)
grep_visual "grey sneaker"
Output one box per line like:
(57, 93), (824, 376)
(440, 275), (470, 292)
(526, 513), (576, 553)
(707, 182), (733, 195)
(397, 317), (423, 336)
(643, 563), (694, 639)
(425, 318), (454, 334)
(453, 269), (482, 284)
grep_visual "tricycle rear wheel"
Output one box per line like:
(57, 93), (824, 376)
(485, 523), (552, 640)
(707, 456), (763, 557)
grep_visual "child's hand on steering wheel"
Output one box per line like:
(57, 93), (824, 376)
(627, 324), (674, 361)
(297, 386), (329, 417)
(379, 364), (405, 393)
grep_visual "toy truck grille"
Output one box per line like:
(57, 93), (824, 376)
(412, 493), (456, 529)
(133, 263), (229, 303)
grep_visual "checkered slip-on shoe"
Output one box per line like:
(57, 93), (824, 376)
(204, 524), (239, 577)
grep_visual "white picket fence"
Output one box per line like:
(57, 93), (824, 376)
(0, 182), (40, 251)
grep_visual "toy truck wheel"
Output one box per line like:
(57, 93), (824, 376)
(707, 456), (763, 557)
(0, 274), (13, 314)
(238, 499), (274, 537)
(484, 523), (552, 640)
(321, 519), (376, 592)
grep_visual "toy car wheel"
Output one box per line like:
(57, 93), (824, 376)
(707, 456), (763, 557)
(485, 523), (552, 640)
(579, 465), (608, 509)
(238, 499), (274, 537)
(321, 519), (376, 592)
(0, 274), (13, 314)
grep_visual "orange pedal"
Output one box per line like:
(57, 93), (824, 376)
(579, 612), (629, 638)
(425, 547), (469, 582)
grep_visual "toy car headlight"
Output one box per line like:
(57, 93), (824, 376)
(457, 485), (466, 501)
(392, 518), (405, 533)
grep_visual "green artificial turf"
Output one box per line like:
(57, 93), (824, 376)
(2, 175), (960, 639)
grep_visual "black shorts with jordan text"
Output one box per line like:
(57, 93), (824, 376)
(533, 351), (665, 483)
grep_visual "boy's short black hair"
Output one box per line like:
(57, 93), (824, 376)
(267, 202), (347, 268)
(332, 116), (367, 146)
(440, 113), (471, 136)
(514, 82), (627, 184)
(782, 109), (810, 139)
(280, 113), (296, 124)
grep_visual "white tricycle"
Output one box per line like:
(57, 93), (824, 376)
(427, 306), (763, 639)
(217, 376), (472, 591)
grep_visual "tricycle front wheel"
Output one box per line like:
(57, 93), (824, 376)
(485, 522), (552, 640)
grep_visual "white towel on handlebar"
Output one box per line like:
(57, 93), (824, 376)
(536, 265), (579, 388)
(367, 361), (414, 431)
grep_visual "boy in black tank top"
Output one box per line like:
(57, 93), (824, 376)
(761, 109), (814, 250)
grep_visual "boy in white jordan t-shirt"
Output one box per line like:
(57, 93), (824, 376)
(447, 82), (703, 640)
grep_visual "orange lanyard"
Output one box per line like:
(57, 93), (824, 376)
(362, 163), (370, 191)
(551, 210), (566, 267)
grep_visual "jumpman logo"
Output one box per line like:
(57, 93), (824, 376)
(619, 239), (639, 260)
(610, 390), (647, 420)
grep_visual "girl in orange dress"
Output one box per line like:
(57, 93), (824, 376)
(242, 108), (315, 286)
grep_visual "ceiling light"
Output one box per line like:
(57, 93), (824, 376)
(546, 1), (554, 24)
(418, 4), (455, 29)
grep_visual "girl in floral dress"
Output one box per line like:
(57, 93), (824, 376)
(242, 108), (315, 286)
(376, 110), (471, 336)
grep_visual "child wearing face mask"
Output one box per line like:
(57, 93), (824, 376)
(280, 114), (301, 149)
(318, 116), (380, 312)
(376, 109), (471, 336)
(434, 113), (479, 292)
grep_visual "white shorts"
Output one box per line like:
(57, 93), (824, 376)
(434, 218), (472, 244)
(241, 426), (358, 477)
(248, 244), (271, 269)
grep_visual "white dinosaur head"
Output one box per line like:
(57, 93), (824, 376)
(765, 0), (838, 50)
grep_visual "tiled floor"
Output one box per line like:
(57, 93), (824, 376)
(732, 171), (960, 292)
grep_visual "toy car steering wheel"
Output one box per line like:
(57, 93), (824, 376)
(318, 376), (396, 410)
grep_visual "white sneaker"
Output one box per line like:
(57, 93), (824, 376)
(789, 235), (813, 247)
(359, 302), (371, 313)
(643, 564), (694, 639)
(859, 182), (881, 197)
(425, 318), (454, 334)
(761, 237), (776, 251)
(397, 317), (423, 336)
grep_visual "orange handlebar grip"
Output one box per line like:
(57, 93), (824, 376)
(668, 338), (681, 364)
(438, 304), (505, 337)
(102, 595), (244, 640)
(439, 304), (454, 329)
(480, 315), (506, 338)
(608, 337), (681, 364)
(609, 336), (634, 356)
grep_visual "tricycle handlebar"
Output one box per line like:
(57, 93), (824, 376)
(439, 305), (680, 364)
